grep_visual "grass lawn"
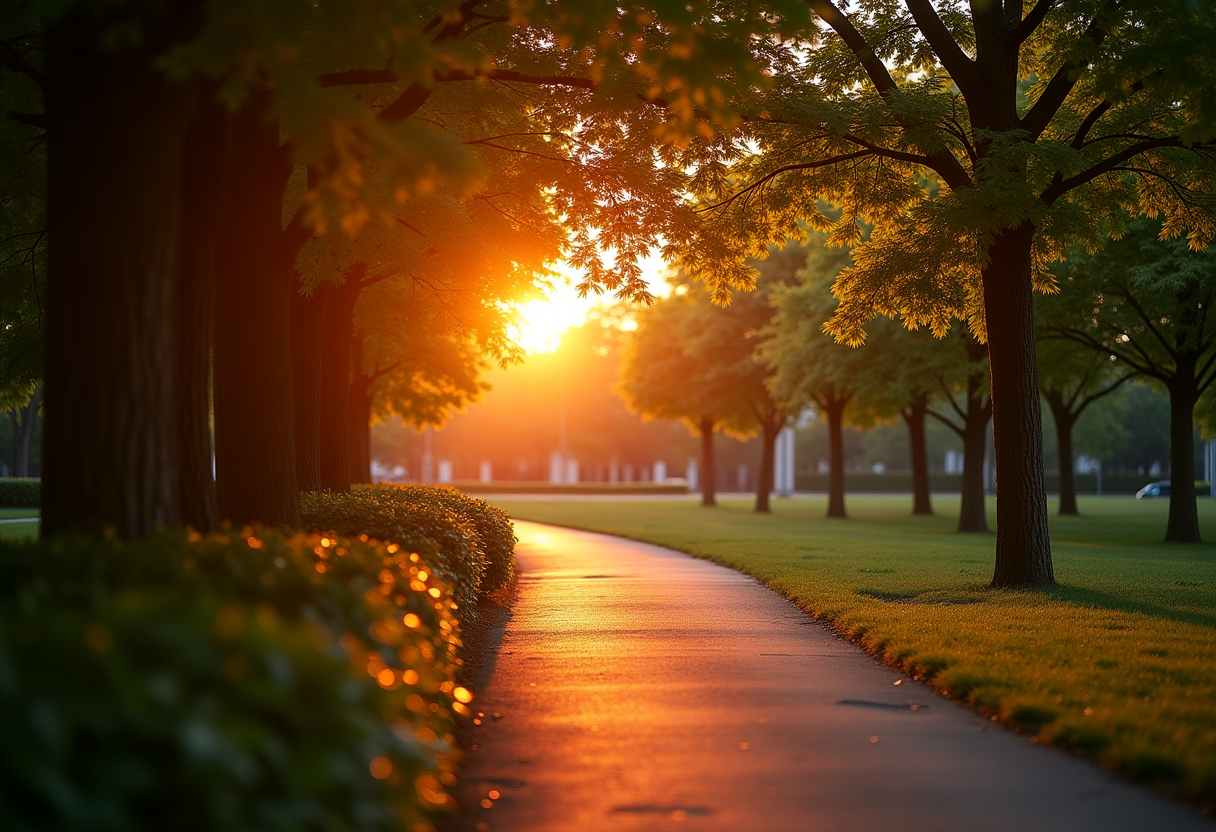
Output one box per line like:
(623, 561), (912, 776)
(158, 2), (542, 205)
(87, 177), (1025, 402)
(0, 507), (39, 520)
(0, 508), (39, 541)
(491, 493), (1216, 806)
(0, 521), (39, 541)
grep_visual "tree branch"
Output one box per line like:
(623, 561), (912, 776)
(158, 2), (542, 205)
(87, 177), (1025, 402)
(902, 0), (977, 95)
(360, 268), (401, 291)
(1041, 136), (1189, 204)
(695, 151), (873, 212)
(1011, 0), (1057, 45)
(1019, 6), (1114, 140)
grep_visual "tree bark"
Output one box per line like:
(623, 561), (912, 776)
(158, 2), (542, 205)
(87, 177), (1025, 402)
(41, 11), (194, 539)
(1044, 391), (1079, 516)
(291, 284), (325, 492)
(317, 268), (363, 492)
(824, 394), (848, 519)
(983, 223), (1054, 587)
(754, 414), (777, 514)
(174, 89), (223, 533)
(958, 411), (990, 533)
(699, 416), (717, 507)
(1165, 375), (1201, 543)
(212, 96), (300, 528)
(904, 395), (933, 515)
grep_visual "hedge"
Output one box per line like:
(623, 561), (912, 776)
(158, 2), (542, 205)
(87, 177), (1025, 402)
(364, 486), (515, 594)
(303, 487), (515, 609)
(0, 529), (469, 832)
(0, 478), (39, 507)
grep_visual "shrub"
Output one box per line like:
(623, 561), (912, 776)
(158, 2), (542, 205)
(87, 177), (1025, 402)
(0, 530), (471, 832)
(369, 486), (515, 594)
(301, 490), (485, 610)
(0, 478), (39, 508)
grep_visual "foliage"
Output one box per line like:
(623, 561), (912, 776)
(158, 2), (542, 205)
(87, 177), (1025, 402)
(301, 489), (484, 610)
(0, 528), (468, 831)
(354, 280), (491, 430)
(0, 4), (47, 406)
(761, 240), (881, 421)
(0, 478), (38, 507)
(658, 0), (1216, 337)
(1046, 219), (1216, 538)
(367, 486), (516, 595)
(1048, 221), (1216, 394)
(497, 496), (1216, 808)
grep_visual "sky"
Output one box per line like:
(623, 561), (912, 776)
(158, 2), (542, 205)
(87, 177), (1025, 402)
(509, 251), (673, 354)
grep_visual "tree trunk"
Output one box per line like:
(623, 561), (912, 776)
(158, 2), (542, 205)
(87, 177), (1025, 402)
(348, 333), (373, 485)
(12, 387), (41, 479)
(317, 269), (363, 492)
(699, 416), (717, 507)
(291, 285), (325, 492)
(41, 12), (194, 539)
(1044, 391), (1079, 516)
(824, 395), (847, 519)
(983, 223), (1054, 586)
(174, 89), (223, 533)
(755, 415), (777, 514)
(212, 96), (299, 528)
(1165, 376), (1201, 543)
(904, 396), (932, 516)
(958, 412), (990, 533)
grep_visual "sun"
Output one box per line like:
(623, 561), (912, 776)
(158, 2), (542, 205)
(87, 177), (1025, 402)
(509, 253), (674, 354)
(508, 290), (591, 354)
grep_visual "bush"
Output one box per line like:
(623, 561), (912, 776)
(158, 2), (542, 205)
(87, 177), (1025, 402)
(369, 486), (515, 594)
(0, 530), (470, 832)
(0, 478), (39, 507)
(301, 490), (486, 611)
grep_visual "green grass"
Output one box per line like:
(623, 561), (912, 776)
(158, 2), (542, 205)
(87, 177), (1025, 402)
(0, 507), (39, 541)
(492, 494), (1216, 806)
(0, 507), (39, 520)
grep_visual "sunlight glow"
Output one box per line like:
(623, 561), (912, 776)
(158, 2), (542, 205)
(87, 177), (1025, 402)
(508, 252), (673, 354)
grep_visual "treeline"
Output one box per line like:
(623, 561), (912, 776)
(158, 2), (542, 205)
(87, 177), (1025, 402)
(620, 230), (1216, 541)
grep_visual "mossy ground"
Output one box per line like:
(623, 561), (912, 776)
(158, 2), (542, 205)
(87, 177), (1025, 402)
(491, 494), (1216, 806)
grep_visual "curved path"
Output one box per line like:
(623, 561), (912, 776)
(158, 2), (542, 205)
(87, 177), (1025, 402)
(445, 521), (1212, 831)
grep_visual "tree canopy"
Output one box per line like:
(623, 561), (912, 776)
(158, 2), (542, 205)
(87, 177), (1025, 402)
(1045, 219), (1216, 541)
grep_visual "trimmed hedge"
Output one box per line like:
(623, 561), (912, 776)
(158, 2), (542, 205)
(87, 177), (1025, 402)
(303, 487), (515, 609)
(365, 486), (515, 594)
(0, 529), (469, 832)
(0, 478), (39, 507)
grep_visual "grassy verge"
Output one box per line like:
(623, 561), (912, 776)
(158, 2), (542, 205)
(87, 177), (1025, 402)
(492, 494), (1216, 806)
(0, 507), (39, 520)
(0, 513), (39, 541)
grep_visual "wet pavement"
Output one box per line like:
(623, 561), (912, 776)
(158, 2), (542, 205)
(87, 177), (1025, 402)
(445, 521), (1213, 831)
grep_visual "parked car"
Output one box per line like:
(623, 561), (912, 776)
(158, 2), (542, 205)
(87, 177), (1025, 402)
(1136, 481), (1171, 499)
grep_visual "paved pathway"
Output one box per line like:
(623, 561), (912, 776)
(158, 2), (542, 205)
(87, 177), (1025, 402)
(446, 521), (1213, 831)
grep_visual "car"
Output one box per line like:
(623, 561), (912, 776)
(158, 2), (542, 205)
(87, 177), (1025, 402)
(1135, 481), (1171, 499)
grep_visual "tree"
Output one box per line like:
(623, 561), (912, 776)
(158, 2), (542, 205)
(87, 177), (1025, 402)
(1046, 219), (1216, 542)
(1036, 283), (1135, 515)
(852, 323), (958, 517)
(673, 244), (804, 512)
(924, 332), (993, 532)
(668, 0), (1216, 586)
(617, 291), (746, 506)
(761, 242), (874, 519)
(349, 280), (491, 484)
